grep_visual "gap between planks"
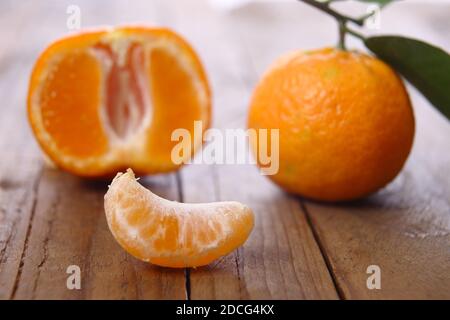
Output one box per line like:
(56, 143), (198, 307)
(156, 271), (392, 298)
(300, 201), (345, 300)
(9, 168), (43, 300)
(175, 172), (191, 300)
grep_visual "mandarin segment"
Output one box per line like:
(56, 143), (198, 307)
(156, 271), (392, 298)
(39, 50), (108, 158)
(143, 47), (206, 171)
(104, 169), (254, 268)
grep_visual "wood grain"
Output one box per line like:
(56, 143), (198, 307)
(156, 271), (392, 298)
(11, 169), (186, 300)
(303, 90), (450, 299)
(0, 50), (44, 299)
(182, 164), (340, 299)
(230, 1), (450, 299)
(169, 0), (339, 299)
(0, 0), (449, 300)
(1, 0), (187, 300)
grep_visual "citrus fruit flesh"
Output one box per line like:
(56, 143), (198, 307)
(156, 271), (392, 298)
(28, 26), (211, 177)
(248, 48), (415, 202)
(104, 169), (254, 268)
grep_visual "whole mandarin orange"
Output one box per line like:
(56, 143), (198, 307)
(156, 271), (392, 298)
(248, 48), (415, 201)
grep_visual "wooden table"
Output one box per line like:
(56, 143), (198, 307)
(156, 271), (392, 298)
(0, 0), (449, 300)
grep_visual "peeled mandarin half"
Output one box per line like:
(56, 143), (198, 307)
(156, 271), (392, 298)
(104, 169), (254, 268)
(28, 26), (211, 177)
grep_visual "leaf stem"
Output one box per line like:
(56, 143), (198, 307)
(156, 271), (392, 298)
(298, 0), (372, 50)
(338, 20), (347, 50)
(344, 26), (366, 41)
(298, 0), (365, 26)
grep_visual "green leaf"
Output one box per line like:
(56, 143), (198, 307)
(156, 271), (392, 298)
(365, 36), (450, 120)
(355, 0), (396, 6)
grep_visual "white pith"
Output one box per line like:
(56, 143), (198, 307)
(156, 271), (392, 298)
(30, 33), (209, 173)
(90, 40), (152, 144)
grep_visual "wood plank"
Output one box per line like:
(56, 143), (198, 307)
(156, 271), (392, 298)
(0, 42), (45, 299)
(168, 0), (339, 299)
(12, 170), (186, 299)
(1, 0), (448, 300)
(184, 164), (339, 299)
(0, 154), (42, 300)
(304, 90), (450, 299)
(229, 1), (450, 299)
(1, 0), (187, 300)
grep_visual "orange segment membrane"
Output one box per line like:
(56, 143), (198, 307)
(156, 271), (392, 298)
(92, 43), (149, 140)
